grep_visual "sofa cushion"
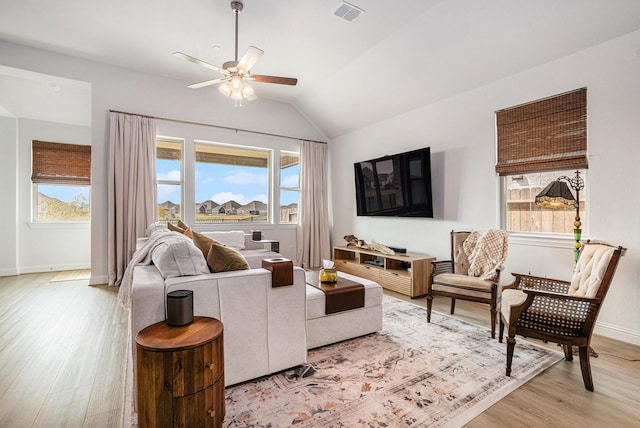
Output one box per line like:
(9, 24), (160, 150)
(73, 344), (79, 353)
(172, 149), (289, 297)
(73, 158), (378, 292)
(151, 238), (209, 279)
(207, 240), (250, 272)
(432, 273), (494, 299)
(203, 231), (246, 250)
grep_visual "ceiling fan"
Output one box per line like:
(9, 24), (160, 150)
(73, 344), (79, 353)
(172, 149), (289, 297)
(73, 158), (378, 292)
(173, 0), (298, 103)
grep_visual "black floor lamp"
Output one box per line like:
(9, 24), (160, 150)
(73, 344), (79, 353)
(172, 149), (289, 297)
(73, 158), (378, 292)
(534, 170), (585, 264)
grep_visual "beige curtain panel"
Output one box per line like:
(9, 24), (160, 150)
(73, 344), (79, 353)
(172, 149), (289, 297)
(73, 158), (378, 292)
(108, 112), (157, 286)
(297, 140), (331, 269)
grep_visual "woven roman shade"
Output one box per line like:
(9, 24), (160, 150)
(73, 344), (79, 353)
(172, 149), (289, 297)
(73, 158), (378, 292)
(195, 142), (268, 168)
(495, 88), (588, 176)
(156, 139), (181, 160)
(32, 141), (91, 185)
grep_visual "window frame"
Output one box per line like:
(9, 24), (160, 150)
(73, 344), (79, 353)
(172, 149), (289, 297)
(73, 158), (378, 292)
(31, 141), (91, 223)
(156, 137), (184, 222)
(496, 88), (588, 238)
(194, 140), (272, 225)
(279, 150), (300, 224)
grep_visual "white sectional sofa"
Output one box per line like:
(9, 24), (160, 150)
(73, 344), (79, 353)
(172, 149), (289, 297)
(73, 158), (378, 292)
(129, 230), (307, 387)
(128, 228), (383, 391)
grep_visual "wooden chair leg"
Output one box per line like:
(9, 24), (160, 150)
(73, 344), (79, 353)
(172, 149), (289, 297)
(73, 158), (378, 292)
(498, 318), (505, 343)
(426, 294), (433, 323)
(506, 336), (516, 376)
(562, 344), (573, 361)
(450, 298), (456, 315)
(489, 304), (497, 339)
(578, 345), (594, 391)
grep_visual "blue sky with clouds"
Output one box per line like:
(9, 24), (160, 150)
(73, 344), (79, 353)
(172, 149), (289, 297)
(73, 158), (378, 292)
(156, 159), (299, 206)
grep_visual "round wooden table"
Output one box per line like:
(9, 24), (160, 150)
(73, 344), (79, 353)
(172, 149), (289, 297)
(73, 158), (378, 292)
(136, 316), (224, 428)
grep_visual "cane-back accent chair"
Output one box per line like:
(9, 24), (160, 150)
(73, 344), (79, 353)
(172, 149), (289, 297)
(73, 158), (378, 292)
(427, 230), (509, 339)
(499, 241), (624, 391)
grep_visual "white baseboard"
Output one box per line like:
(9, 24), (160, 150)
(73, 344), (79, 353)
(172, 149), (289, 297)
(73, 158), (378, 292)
(0, 268), (19, 277)
(18, 263), (91, 275)
(594, 321), (640, 346)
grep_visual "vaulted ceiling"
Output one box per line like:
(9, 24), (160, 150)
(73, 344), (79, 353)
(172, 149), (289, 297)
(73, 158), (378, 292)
(1, 0), (639, 138)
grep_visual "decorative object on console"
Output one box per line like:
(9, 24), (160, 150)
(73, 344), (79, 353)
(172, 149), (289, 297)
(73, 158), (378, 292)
(342, 235), (395, 255)
(535, 169), (585, 264)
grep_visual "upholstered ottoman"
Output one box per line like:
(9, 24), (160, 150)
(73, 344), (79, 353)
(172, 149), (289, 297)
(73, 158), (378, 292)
(305, 271), (383, 349)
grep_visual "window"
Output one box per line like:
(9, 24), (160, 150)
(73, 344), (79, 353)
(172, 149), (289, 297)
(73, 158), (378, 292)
(32, 141), (91, 222)
(496, 88), (587, 234)
(194, 142), (270, 224)
(280, 151), (300, 223)
(156, 138), (183, 222)
(504, 169), (586, 233)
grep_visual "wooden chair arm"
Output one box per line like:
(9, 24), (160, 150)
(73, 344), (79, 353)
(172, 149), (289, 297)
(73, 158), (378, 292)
(504, 272), (571, 294)
(431, 260), (453, 276)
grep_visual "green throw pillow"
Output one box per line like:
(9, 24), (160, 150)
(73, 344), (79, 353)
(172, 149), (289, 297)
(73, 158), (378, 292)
(207, 240), (250, 272)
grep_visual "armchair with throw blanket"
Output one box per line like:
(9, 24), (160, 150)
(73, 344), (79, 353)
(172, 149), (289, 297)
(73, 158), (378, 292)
(427, 229), (509, 339)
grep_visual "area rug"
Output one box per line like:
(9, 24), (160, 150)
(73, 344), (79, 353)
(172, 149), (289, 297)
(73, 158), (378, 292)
(224, 296), (561, 427)
(124, 296), (562, 427)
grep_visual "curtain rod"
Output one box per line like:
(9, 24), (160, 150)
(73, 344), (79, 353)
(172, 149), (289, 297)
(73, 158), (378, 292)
(108, 109), (327, 144)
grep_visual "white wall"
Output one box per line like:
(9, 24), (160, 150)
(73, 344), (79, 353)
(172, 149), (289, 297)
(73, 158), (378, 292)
(328, 31), (640, 344)
(0, 41), (324, 283)
(0, 116), (18, 275)
(17, 119), (92, 273)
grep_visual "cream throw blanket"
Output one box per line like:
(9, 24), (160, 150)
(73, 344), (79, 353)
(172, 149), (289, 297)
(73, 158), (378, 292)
(462, 229), (509, 281)
(117, 230), (193, 308)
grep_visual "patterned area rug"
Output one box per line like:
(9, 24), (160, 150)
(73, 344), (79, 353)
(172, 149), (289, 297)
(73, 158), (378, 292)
(223, 296), (562, 427)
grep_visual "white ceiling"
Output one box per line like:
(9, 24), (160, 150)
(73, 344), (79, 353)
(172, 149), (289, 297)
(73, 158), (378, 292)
(1, 0), (639, 137)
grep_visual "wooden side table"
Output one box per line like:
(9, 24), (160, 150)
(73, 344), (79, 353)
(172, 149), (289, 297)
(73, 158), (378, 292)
(136, 316), (225, 428)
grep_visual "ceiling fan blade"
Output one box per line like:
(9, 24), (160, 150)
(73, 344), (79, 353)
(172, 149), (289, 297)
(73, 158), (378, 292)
(187, 77), (229, 89)
(173, 52), (227, 75)
(237, 46), (264, 72)
(250, 75), (298, 86)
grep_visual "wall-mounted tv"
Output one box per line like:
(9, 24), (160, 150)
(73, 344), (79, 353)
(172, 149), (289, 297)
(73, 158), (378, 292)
(354, 147), (433, 218)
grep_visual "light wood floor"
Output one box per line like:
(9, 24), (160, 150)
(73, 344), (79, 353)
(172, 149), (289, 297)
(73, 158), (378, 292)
(0, 273), (638, 427)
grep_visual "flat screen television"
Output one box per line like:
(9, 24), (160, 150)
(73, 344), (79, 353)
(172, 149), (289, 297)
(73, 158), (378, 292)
(354, 147), (433, 218)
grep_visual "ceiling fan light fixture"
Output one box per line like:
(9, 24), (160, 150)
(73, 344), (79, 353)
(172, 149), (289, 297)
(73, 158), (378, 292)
(218, 81), (232, 97)
(241, 82), (254, 98)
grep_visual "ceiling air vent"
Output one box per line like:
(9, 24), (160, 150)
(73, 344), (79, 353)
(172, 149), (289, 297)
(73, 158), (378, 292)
(333, 1), (365, 22)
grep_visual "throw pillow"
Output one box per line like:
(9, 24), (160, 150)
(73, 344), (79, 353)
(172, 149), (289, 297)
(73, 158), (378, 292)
(206, 240), (250, 272)
(191, 231), (216, 259)
(177, 219), (190, 231)
(167, 222), (185, 233)
(151, 239), (209, 279)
